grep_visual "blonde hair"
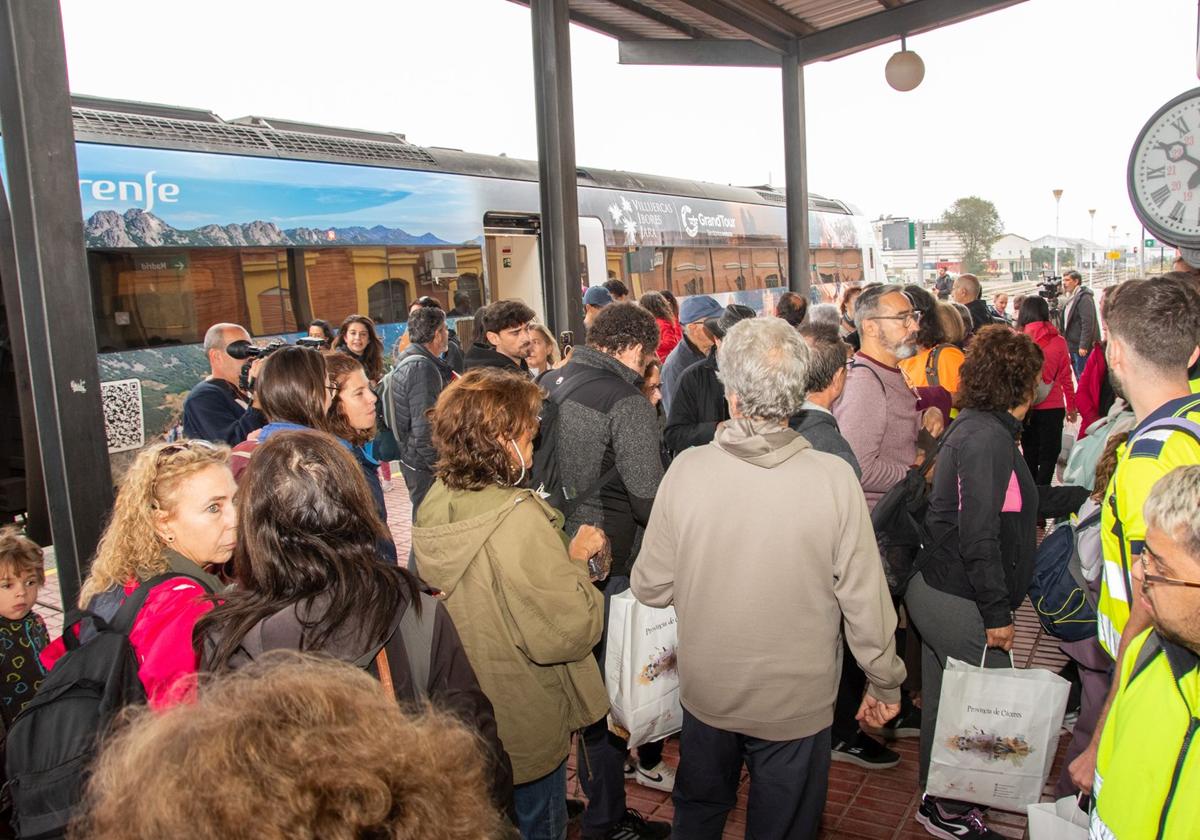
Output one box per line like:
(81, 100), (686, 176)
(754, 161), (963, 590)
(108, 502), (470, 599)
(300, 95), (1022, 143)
(935, 301), (966, 345)
(79, 441), (230, 606)
(529, 322), (559, 366)
(74, 652), (505, 840)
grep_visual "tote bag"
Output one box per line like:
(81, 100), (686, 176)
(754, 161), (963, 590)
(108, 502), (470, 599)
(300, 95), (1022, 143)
(926, 654), (1070, 811)
(1026, 795), (1089, 840)
(604, 590), (682, 748)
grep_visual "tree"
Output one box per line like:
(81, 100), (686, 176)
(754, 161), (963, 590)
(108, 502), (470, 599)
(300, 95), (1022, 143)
(1031, 247), (1075, 271)
(941, 196), (1003, 275)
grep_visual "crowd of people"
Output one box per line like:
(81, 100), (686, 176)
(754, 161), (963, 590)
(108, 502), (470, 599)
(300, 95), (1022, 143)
(3, 265), (1199, 840)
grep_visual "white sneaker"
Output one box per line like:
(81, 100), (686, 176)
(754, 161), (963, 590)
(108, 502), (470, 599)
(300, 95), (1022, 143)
(633, 761), (676, 792)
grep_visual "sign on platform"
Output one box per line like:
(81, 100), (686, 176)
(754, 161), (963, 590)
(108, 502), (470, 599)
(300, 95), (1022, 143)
(1106, 250), (1122, 260)
(134, 253), (189, 272)
(1145, 238), (1156, 248)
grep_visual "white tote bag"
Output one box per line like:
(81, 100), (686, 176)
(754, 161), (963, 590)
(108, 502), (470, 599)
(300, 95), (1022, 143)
(604, 590), (682, 748)
(926, 654), (1070, 811)
(1026, 796), (1089, 840)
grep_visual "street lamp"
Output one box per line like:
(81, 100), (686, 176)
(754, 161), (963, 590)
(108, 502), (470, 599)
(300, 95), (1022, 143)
(1052, 189), (1063, 277)
(1088, 208), (1096, 283)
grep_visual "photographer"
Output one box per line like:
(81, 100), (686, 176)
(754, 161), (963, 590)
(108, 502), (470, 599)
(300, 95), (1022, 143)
(182, 323), (266, 445)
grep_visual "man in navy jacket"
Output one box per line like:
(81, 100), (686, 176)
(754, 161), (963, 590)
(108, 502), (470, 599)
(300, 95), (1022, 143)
(182, 323), (267, 445)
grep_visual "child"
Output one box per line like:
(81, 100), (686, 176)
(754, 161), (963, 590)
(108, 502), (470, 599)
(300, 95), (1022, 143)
(0, 527), (49, 730)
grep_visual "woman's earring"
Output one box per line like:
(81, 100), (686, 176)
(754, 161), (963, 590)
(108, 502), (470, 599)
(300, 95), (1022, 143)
(165, 535), (174, 543)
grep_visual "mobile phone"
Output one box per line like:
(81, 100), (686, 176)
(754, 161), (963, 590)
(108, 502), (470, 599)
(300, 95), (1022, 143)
(558, 330), (574, 355)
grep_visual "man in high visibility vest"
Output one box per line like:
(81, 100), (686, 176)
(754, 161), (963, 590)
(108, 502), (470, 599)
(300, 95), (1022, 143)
(1068, 277), (1200, 793)
(1092, 465), (1200, 839)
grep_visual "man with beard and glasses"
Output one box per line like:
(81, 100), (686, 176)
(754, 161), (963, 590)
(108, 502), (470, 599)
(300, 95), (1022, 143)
(1066, 276), (1200, 795)
(1091, 465), (1200, 838)
(829, 284), (941, 772)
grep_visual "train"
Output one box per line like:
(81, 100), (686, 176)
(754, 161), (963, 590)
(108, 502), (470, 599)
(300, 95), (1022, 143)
(1, 95), (884, 469)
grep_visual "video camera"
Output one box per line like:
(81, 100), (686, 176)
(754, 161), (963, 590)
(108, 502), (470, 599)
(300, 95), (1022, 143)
(226, 336), (327, 392)
(1037, 273), (1063, 311)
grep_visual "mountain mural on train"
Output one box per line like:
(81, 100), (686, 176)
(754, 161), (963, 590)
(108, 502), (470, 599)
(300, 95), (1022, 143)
(84, 209), (456, 248)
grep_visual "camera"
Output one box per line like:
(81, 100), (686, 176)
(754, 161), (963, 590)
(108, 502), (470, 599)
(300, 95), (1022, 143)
(1038, 274), (1063, 311)
(226, 336), (326, 392)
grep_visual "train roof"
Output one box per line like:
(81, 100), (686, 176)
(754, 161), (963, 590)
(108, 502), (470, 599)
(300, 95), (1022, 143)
(66, 94), (852, 215)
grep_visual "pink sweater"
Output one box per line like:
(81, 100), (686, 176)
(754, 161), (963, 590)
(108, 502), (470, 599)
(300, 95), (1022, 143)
(833, 352), (921, 510)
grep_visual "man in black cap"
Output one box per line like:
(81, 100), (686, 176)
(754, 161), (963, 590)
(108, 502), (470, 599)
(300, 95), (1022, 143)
(664, 304), (756, 455)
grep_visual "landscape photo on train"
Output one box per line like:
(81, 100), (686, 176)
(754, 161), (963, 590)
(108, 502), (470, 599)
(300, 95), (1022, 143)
(1, 98), (884, 471)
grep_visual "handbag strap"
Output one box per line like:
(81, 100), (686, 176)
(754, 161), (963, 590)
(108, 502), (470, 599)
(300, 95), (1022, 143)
(375, 647), (395, 697)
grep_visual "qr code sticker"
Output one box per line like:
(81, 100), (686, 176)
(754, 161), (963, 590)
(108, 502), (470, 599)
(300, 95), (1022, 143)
(101, 378), (145, 453)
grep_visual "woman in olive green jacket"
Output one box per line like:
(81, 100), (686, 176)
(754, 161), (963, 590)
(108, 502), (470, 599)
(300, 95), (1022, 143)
(413, 367), (608, 840)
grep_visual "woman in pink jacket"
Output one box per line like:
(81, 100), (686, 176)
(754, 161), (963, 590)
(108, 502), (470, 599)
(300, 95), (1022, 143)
(1018, 296), (1077, 485)
(41, 440), (232, 708)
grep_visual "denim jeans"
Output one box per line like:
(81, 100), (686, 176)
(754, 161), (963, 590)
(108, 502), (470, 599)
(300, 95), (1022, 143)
(512, 760), (567, 840)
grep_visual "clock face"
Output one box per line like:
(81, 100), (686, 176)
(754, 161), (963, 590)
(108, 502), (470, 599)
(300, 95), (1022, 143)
(1129, 88), (1200, 248)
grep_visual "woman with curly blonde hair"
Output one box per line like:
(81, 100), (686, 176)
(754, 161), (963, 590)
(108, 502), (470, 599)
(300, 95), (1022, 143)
(41, 440), (233, 708)
(75, 653), (509, 840)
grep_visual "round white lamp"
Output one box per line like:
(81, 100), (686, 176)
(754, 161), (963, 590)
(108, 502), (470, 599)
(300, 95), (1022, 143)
(885, 36), (925, 92)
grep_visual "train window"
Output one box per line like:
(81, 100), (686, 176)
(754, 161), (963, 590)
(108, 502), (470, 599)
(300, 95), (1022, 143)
(240, 250), (298, 336)
(368, 279), (409, 324)
(752, 249), (783, 289)
(670, 248), (713, 297)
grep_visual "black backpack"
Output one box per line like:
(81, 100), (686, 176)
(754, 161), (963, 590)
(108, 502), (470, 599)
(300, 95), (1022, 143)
(532, 366), (618, 517)
(1028, 509), (1102, 642)
(4, 573), (212, 839)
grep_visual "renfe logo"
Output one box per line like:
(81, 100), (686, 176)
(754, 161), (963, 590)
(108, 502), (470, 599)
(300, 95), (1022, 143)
(78, 171), (180, 213)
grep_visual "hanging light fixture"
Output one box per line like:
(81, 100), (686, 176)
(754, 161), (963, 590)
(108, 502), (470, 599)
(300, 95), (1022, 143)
(885, 36), (924, 92)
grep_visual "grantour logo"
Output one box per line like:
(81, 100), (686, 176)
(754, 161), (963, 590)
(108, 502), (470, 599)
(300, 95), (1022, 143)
(681, 204), (699, 237)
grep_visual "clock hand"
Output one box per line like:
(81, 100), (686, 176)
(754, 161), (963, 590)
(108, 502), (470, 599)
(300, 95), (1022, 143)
(1156, 141), (1200, 188)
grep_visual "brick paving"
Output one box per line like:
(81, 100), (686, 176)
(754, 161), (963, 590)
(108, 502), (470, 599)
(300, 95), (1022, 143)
(34, 467), (1074, 839)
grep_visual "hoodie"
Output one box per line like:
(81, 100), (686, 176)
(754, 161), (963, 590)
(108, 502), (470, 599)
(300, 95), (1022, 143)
(632, 418), (905, 741)
(1024, 320), (1076, 413)
(413, 483), (608, 783)
(464, 340), (530, 375)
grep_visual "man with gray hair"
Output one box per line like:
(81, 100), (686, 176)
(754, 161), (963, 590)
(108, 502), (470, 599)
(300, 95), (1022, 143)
(950, 272), (993, 331)
(383, 305), (455, 519)
(182, 322), (266, 444)
(633, 317), (904, 839)
(807, 302), (842, 328)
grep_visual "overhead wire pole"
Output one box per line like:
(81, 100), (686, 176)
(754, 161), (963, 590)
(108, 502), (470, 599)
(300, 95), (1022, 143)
(530, 0), (586, 341)
(0, 0), (113, 607)
(781, 49), (811, 299)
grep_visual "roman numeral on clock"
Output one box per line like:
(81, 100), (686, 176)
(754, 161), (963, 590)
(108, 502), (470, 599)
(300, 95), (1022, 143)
(1146, 166), (1166, 179)
(1172, 115), (1190, 135)
(1152, 185), (1171, 207)
(1169, 201), (1186, 223)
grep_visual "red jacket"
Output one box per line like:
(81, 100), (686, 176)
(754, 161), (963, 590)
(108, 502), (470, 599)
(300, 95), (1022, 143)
(1024, 321), (1076, 414)
(1075, 347), (1108, 436)
(655, 318), (682, 363)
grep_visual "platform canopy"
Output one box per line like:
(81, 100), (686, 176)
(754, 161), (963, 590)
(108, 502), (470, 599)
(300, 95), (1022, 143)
(510, 0), (1026, 67)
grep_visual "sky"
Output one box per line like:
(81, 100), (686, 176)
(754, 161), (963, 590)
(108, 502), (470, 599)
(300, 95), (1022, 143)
(58, 0), (1199, 250)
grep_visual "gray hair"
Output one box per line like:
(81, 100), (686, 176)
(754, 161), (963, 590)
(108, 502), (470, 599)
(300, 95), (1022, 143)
(203, 323), (247, 353)
(717, 317), (810, 421)
(953, 273), (982, 301)
(796, 323), (848, 393)
(808, 303), (841, 327)
(407, 306), (446, 345)
(852, 283), (903, 332)
(1144, 465), (1200, 560)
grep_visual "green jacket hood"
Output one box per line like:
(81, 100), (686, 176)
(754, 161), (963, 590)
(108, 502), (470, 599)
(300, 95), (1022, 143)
(714, 417), (811, 468)
(413, 482), (564, 595)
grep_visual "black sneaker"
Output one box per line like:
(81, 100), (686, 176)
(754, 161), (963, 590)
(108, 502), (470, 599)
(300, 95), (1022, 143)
(915, 796), (1003, 840)
(883, 706), (922, 740)
(606, 809), (671, 839)
(567, 798), (586, 822)
(831, 731), (900, 769)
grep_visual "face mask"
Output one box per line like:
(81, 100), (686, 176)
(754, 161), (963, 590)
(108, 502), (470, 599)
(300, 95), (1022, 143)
(509, 439), (527, 486)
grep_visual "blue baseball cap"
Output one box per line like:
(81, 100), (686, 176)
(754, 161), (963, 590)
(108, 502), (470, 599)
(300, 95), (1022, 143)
(583, 285), (613, 307)
(678, 295), (724, 325)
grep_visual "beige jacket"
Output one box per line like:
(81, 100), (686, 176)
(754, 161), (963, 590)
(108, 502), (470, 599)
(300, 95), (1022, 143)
(413, 482), (608, 783)
(631, 418), (905, 741)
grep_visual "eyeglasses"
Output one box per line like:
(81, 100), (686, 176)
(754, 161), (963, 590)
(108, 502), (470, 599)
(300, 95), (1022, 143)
(867, 309), (922, 326)
(1140, 545), (1200, 589)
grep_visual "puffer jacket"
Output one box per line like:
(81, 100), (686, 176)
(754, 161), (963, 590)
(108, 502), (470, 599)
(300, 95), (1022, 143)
(383, 343), (457, 474)
(413, 483), (608, 784)
(663, 352), (725, 454)
(1025, 320), (1076, 414)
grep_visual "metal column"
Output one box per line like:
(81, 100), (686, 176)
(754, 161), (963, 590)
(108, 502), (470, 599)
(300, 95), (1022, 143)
(530, 0), (586, 339)
(0, 1), (113, 607)
(782, 51), (811, 298)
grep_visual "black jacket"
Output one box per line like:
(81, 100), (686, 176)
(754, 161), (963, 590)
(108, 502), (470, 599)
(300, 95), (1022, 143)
(789, 406), (861, 477)
(445, 332), (465, 374)
(542, 346), (663, 577)
(201, 589), (515, 817)
(1061, 286), (1100, 354)
(384, 343), (456, 474)
(663, 352), (726, 454)
(464, 341), (530, 375)
(966, 298), (996, 332)
(182, 379), (266, 445)
(918, 409), (1037, 629)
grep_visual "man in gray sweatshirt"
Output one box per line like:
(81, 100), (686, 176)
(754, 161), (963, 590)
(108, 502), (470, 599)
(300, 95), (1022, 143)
(633, 318), (905, 840)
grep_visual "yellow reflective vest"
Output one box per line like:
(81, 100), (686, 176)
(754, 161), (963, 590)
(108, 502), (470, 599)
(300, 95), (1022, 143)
(1098, 396), (1200, 658)
(1093, 629), (1200, 839)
